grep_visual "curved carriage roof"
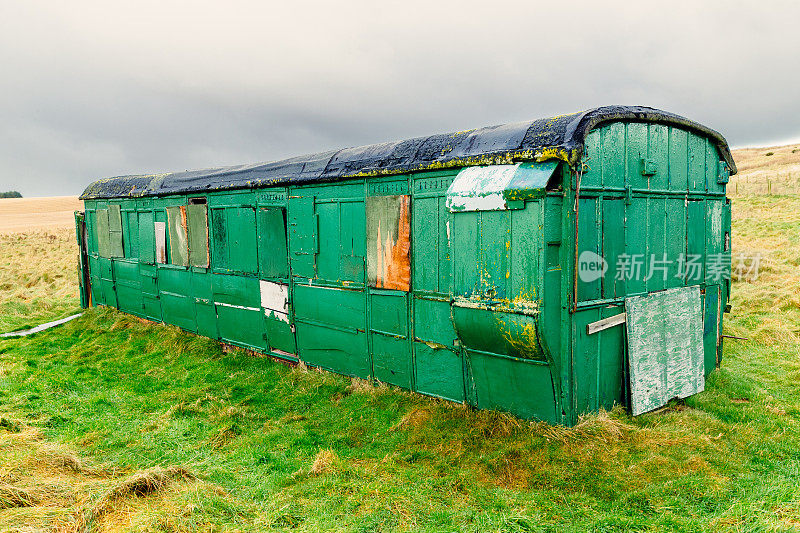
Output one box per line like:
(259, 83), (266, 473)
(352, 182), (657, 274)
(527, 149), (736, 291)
(80, 105), (736, 200)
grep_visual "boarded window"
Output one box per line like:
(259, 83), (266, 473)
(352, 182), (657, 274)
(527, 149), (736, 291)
(138, 211), (155, 264)
(166, 206), (189, 266)
(211, 207), (257, 274)
(108, 204), (124, 257)
(154, 221), (167, 264)
(124, 210), (139, 259)
(257, 207), (288, 278)
(96, 209), (111, 257)
(366, 195), (411, 291)
(187, 202), (209, 267)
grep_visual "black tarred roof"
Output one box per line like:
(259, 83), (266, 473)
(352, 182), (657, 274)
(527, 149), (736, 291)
(80, 105), (736, 200)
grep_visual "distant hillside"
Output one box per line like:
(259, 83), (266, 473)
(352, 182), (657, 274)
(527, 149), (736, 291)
(731, 143), (800, 195)
(0, 191), (22, 198)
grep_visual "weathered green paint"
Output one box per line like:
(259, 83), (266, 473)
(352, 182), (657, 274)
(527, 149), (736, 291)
(625, 286), (705, 416)
(187, 204), (209, 268)
(78, 118), (732, 425)
(108, 204), (124, 258)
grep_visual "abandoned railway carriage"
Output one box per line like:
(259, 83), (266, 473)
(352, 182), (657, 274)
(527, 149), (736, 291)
(76, 106), (735, 425)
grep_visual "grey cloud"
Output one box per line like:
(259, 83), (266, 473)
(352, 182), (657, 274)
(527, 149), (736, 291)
(1, 0), (798, 196)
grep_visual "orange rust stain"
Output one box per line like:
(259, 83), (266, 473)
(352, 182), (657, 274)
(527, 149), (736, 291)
(375, 195), (410, 291)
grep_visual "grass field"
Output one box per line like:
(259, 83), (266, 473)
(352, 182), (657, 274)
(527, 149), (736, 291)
(0, 149), (799, 532)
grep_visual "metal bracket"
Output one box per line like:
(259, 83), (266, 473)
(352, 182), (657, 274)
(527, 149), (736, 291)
(640, 158), (657, 176)
(717, 161), (730, 184)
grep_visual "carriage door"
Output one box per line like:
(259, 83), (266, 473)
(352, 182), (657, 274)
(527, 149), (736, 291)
(257, 195), (296, 358)
(74, 211), (91, 308)
(366, 184), (413, 389)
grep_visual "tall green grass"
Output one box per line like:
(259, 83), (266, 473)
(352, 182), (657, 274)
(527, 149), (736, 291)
(1, 195), (799, 531)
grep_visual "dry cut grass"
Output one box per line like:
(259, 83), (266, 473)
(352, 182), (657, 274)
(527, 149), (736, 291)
(0, 417), (222, 532)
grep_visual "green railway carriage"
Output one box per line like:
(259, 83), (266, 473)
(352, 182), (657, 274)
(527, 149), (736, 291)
(76, 106), (736, 425)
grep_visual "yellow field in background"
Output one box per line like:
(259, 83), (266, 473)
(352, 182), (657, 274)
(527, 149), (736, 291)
(730, 143), (800, 195)
(0, 196), (82, 233)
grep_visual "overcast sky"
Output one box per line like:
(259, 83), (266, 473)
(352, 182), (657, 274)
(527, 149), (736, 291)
(1, 1), (798, 197)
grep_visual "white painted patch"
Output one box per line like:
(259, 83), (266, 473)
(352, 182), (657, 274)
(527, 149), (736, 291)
(710, 201), (723, 242)
(154, 222), (166, 264)
(260, 280), (289, 323)
(446, 220), (451, 243)
(445, 164), (520, 212)
(216, 302), (261, 312)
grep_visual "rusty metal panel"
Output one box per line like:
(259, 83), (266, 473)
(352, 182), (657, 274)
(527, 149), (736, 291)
(625, 286), (705, 416)
(366, 195), (410, 291)
(166, 206), (189, 267)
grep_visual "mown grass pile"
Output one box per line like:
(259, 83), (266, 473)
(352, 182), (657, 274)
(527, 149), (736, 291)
(0, 190), (799, 531)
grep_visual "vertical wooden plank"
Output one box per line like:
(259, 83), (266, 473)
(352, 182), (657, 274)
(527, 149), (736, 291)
(315, 202), (339, 281)
(625, 123), (648, 189)
(706, 139), (722, 195)
(703, 285), (720, 376)
(669, 127), (689, 192)
(288, 194), (316, 279)
(646, 197), (666, 293)
(602, 122), (626, 189)
(602, 198), (625, 299)
(686, 200), (706, 284)
(577, 197), (600, 302)
(479, 210), (509, 299)
(187, 204), (209, 268)
(340, 199), (366, 284)
(597, 304), (626, 410)
(438, 196), (451, 294)
(257, 207), (288, 279)
(108, 204), (124, 258)
(625, 198), (647, 296)
(648, 124), (669, 191)
(125, 211), (139, 259)
(664, 198), (686, 288)
(572, 308), (601, 414)
(96, 209), (110, 258)
(138, 210), (155, 264)
(453, 212), (479, 296)
(412, 197), (438, 292)
(510, 204), (539, 301)
(688, 134), (706, 192)
(231, 207), (258, 274)
(210, 208), (227, 269)
(581, 129), (602, 188)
